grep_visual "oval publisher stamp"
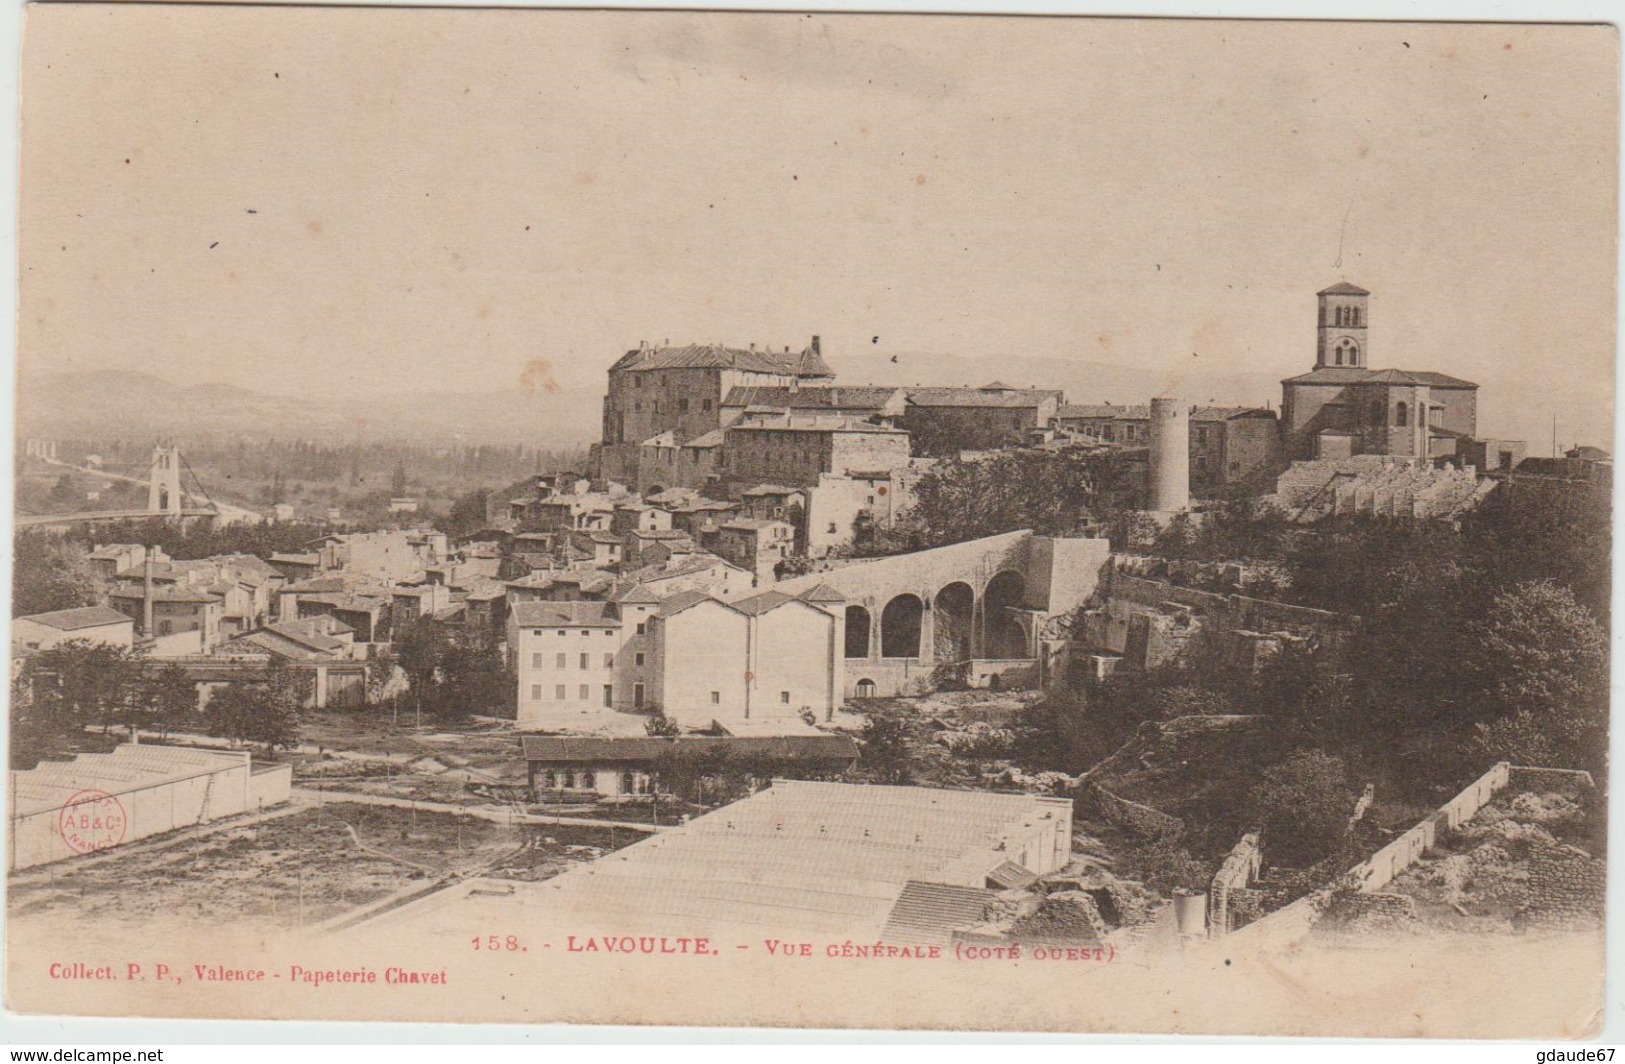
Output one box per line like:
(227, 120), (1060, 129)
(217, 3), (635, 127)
(58, 789), (128, 856)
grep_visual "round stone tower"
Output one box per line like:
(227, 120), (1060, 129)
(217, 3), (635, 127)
(1148, 397), (1191, 513)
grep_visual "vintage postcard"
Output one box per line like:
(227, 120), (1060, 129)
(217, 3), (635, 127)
(5, 7), (1615, 1037)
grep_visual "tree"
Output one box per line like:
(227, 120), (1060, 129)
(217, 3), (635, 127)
(12, 636), (141, 760)
(393, 619), (448, 719)
(1120, 838), (1212, 897)
(858, 715), (913, 784)
(13, 538), (103, 617)
(138, 663), (199, 738)
(203, 677), (301, 752)
(1249, 751), (1355, 868)
(432, 636), (513, 722)
(644, 713), (681, 737)
(1466, 581), (1608, 773)
(444, 489), (491, 538)
(902, 449), (1140, 551)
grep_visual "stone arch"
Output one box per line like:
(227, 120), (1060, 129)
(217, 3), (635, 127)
(880, 593), (924, 659)
(933, 581), (975, 663)
(844, 605), (872, 659)
(983, 570), (1028, 660)
(855, 678), (877, 698)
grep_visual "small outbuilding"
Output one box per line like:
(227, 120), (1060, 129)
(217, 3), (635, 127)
(519, 734), (860, 798)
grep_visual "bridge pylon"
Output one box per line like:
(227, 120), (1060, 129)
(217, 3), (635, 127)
(147, 445), (184, 516)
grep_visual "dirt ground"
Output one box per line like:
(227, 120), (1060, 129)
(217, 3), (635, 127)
(7, 800), (633, 934)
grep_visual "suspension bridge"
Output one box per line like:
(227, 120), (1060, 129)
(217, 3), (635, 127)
(16, 444), (262, 529)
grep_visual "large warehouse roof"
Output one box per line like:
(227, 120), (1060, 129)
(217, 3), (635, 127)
(362, 780), (1071, 942)
(11, 744), (251, 818)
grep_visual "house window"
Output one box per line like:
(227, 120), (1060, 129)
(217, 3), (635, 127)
(867, 496), (875, 505)
(578, 684), (590, 700)
(621, 771), (636, 795)
(635, 376), (644, 388)
(710, 691), (721, 705)
(702, 399), (713, 411)
(603, 684), (613, 707)
(159, 621), (173, 636)
(532, 652), (544, 669)
(556, 652), (567, 669)
(558, 630), (567, 637)
(636, 623), (646, 635)
(828, 523), (838, 534)
(530, 684), (542, 700)
(580, 652), (589, 669)
(634, 401), (642, 412)
(576, 771), (593, 790)
(679, 398), (689, 412)
(554, 684), (566, 700)
(541, 770), (556, 789)
(635, 652), (645, 666)
(634, 683), (645, 708)
(780, 691), (790, 704)
(1396, 402), (1409, 427)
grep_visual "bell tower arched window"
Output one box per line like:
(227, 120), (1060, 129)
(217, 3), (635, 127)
(1395, 401), (1408, 427)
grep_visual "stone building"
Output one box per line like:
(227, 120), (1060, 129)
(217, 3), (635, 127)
(720, 384), (909, 426)
(1055, 404), (1283, 494)
(593, 338), (835, 486)
(508, 585), (842, 730)
(719, 415), (912, 490)
(1280, 283), (1481, 461)
(900, 383), (1064, 455)
(701, 518), (796, 584)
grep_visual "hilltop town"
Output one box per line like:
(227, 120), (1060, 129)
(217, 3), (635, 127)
(10, 282), (1609, 958)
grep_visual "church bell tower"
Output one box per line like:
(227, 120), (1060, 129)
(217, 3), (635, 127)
(1316, 281), (1370, 369)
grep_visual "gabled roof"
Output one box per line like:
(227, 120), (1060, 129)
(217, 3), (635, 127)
(654, 589), (721, 619)
(611, 583), (662, 605)
(683, 429), (725, 449)
(905, 387), (1063, 409)
(1282, 367), (1477, 388)
(730, 590), (798, 616)
(609, 342), (831, 377)
(741, 484), (803, 497)
(16, 606), (133, 631)
(1318, 281), (1370, 296)
(721, 385), (905, 411)
(510, 601), (620, 629)
(109, 585), (221, 604)
(641, 431), (678, 448)
(797, 584), (846, 604)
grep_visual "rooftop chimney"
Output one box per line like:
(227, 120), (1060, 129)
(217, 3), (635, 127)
(810, 335), (822, 356)
(142, 546), (156, 639)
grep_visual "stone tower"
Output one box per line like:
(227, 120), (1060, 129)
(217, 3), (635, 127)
(1315, 281), (1370, 369)
(147, 445), (183, 516)
(1148, 397), (1190, 513)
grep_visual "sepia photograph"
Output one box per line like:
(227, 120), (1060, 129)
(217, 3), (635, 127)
(3, 5), (1617, 1039)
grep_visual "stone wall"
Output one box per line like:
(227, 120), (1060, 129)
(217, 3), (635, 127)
(1084, 783), (1184, 839)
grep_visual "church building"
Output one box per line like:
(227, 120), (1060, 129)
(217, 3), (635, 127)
(1280, 283), (1480, 461)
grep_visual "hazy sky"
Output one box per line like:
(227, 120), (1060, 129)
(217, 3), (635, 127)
(18, 9), (1618, 447)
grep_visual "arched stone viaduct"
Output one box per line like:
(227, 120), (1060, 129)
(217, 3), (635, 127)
(770, 532), (1112, 697)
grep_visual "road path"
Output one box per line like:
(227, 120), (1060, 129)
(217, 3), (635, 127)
(291, 787), (664, 833)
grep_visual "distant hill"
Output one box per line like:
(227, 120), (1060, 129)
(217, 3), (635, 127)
(15, 369), (602, 447)
(829, 350), (1286, 411)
